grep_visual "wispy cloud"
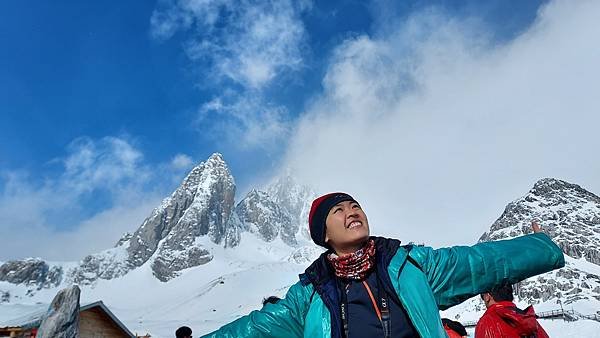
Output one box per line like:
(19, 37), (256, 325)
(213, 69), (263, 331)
(198, 94), (291, 149)
(281, 0), (600, 246)
(0, 137), (194, 261)
(151, 0), (309, 149)
(170, 153), (194, 170)
(61, 136), (149, 195)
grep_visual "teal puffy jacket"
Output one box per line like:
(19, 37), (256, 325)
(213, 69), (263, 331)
(201, 233), (564, 338)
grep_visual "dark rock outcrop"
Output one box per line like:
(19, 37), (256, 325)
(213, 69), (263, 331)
(152, 246), (213, 282)
(37, 285), (80, 338)
(0, 290), (9, 303)
(0, 259), (62, 289)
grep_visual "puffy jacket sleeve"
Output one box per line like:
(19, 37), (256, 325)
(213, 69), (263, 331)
(409, 233), (564, 309)
(200, 281), (311, 338)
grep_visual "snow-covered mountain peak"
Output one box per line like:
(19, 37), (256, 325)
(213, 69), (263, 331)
(530, 178), (600, 201)
(235, 189), (295, 245)
(59, 153), (239, 284)
(135, 153), (237, 281)
(480, 178), (600, 266)
(478, 178), (600, 307)
(204, 152), (227, 168)
(266, 170), (317, 242)
(152, 152), (231, 214)
(2, 154), (324, 290)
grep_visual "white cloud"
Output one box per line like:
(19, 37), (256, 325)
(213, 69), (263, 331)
(281, 0), (600, 247)
(0, 137), (180, 261)
(151, 0), (307, 89)
(219, 1), (305, 88)
(151, 0), (308, 149)
(199, 94), (291, 149)
(170, 153), (194, 170)
(0, 198), (161, 262)
(61, 136), (149, 195)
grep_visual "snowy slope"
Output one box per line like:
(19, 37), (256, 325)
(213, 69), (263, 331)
(0, 232), (319, 337)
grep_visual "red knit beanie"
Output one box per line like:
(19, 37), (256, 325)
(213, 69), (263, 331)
(308, 192), (356, 247)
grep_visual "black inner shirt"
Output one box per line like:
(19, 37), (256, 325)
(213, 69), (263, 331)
(342, 271), (419, 338)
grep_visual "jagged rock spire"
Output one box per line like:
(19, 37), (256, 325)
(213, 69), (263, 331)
(235, 189), (295, 245)
(70, 153), (240, 283)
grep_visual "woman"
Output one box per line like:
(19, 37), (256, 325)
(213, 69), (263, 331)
(201, 192), (564, 337)
(442, 318), (468, 338)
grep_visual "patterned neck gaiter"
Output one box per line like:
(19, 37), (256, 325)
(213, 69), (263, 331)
(327, 239), (376, 280)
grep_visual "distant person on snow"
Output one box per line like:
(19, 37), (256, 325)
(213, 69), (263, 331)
(200, 192), (564, 337)
(442, 318), (468, 338)
(262, 296), (282, 307)
(475, 283), (549, 338)
(176, 326), (192, 338)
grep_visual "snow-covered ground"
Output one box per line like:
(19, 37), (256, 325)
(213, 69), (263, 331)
(538, 319), (600, 338)
(0, 233), (318, 337)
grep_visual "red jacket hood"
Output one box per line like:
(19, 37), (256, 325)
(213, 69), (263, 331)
(488, 301), (538, 335)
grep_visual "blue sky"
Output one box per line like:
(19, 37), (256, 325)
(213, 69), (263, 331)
(6, 0), (600, 260)
(0, 0), (544, 187)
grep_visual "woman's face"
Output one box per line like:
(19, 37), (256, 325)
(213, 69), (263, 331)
(324, 200), (370, 255)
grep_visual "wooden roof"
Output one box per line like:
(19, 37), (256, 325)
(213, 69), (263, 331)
(0, 301), (135, 338)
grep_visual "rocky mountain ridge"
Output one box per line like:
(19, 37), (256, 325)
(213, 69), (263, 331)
(479, 178), (600, 307)
(0, 153), (315, 293)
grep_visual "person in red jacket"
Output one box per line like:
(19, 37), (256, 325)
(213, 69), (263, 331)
(442, 318), (467, 338)
(475, 283), (549, 338)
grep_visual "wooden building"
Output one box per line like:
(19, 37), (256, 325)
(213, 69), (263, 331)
(0, 301), (135, 338)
